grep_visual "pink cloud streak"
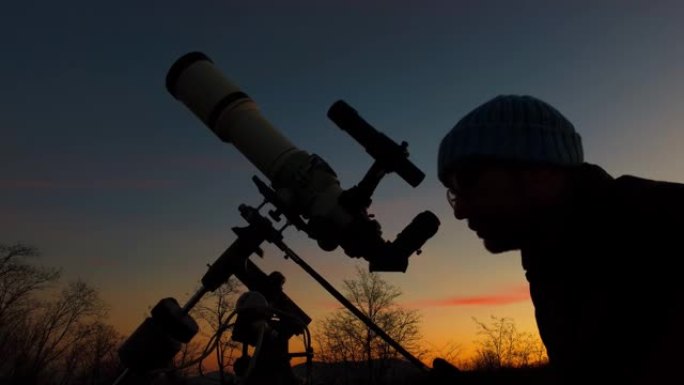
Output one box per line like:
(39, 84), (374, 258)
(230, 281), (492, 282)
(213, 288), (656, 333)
(0, 179), (177, 190)
(406, 285), (530, 308)
(314, 286), (531, 311)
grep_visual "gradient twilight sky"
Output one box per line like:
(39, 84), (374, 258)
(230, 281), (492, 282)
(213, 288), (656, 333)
(2, 0), (684, 359)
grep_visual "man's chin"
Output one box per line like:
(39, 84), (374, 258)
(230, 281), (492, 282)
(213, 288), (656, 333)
(483, 238), (520, 253)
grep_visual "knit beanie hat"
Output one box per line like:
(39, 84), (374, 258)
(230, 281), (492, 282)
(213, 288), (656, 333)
(438, 95), (583, 185)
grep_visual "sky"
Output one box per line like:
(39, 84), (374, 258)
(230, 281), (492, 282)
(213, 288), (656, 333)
(2, 0), (684, 364)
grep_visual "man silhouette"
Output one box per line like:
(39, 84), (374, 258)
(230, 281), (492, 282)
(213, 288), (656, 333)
(436, 95), (684, 384)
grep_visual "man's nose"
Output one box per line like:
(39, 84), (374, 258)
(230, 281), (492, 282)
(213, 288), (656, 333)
(452, 195), (470, 220)
(453, 205), (467, 220)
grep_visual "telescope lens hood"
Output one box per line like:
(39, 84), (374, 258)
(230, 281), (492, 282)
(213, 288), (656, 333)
(165, 51), (213, 98)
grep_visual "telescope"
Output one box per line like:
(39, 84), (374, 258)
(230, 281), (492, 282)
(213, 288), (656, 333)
(166, 52), (439, 272)
(111, 52), (449, 385)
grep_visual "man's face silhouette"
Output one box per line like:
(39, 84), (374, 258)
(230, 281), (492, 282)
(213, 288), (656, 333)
(445, 161), (534, 253)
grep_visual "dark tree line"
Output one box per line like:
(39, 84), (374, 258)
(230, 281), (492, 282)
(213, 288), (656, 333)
(314, 267), (549, 385)
(0, 241), (549, 385)
(0, 243), (122, 385)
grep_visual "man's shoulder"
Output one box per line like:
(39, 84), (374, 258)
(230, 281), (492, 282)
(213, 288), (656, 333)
(615, 173), (684, 192)
(571, 165), (684, 249)
(612, 174), (684, 213)
(575, 164), (684, 212)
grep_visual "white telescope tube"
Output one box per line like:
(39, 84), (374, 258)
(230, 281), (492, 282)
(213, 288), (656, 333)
(166, 52), (353, 236)
(167, 52), (299, 179)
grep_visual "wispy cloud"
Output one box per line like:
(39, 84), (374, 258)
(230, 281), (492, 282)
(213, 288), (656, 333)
(313, 285), (531, 311)
(165, 154), (252, 173)
(0, 178), (177, 190)
(406, 285), (530, 308)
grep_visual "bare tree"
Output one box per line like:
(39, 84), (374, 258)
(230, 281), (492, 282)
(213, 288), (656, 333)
(425, 340), (465, 368)
(470, 315), (547, 370)
(0, 244), (60, 356)
(190, 278), (242, 383)
(59, 321), (122, 385)
(173, 340), (205, 378)
(0, 242), (120, 385)
(8, 280), (108, 384)
(316, 266), (423, 385)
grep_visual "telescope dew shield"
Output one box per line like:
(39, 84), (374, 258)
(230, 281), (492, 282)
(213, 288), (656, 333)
(166, 52), (299, 181)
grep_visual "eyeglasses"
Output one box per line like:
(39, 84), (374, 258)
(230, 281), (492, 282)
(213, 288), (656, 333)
(446, 188), (457, 208)
(444, 165), (487, 208)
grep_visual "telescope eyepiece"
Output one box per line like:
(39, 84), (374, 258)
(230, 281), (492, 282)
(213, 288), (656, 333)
(328, 100), (425, 187)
